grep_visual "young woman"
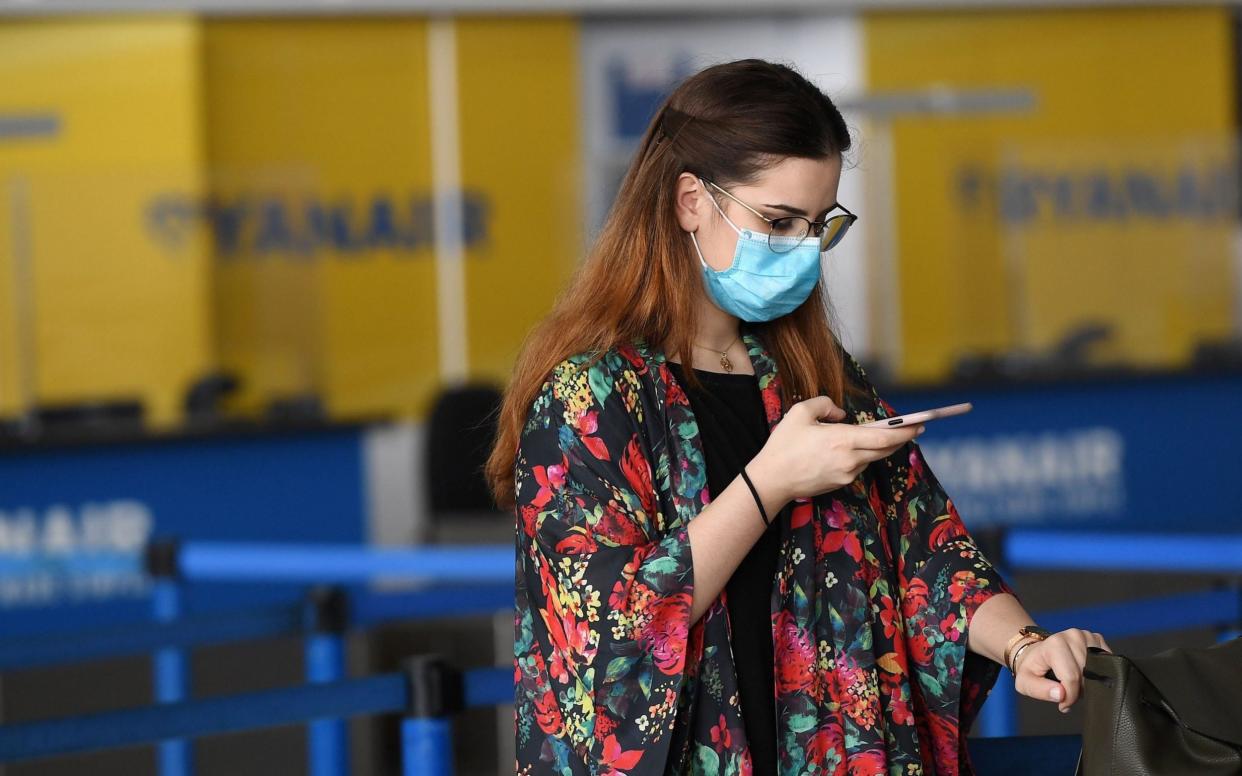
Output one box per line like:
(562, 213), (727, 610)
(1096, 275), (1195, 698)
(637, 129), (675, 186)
(488, 58), (1110, 776)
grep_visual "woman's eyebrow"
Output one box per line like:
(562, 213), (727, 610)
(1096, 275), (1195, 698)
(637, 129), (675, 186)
(762, 201), (840, 218)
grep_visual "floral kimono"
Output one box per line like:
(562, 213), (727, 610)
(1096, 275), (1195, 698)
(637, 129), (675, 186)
(512, 329), (1016, 775)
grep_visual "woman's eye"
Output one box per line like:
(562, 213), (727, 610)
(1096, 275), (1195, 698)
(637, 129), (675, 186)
(771, 218), (801, 235)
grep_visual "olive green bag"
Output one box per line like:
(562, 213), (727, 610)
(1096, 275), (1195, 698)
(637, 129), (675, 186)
(1075, 637), (1242, 775)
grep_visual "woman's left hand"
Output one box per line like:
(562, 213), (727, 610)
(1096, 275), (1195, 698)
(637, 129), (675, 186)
(1011, 628), (1112, 713)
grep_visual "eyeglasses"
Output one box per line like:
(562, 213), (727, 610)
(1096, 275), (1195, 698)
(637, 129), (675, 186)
(702, 178), (858, 254)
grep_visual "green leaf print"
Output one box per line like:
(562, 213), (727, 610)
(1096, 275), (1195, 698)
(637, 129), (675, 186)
(694, 743), (721, 773)
(588, 364), (614, 410)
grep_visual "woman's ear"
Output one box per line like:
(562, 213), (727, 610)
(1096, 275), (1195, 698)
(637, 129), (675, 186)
(673, 172), (707, 233)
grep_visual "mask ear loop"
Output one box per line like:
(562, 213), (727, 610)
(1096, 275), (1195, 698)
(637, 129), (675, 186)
(690, 179), (746, 273)
(688, 229), (711, 270)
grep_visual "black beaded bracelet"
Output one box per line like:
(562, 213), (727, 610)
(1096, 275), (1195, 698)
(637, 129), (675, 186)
(738, 466), (771, 527)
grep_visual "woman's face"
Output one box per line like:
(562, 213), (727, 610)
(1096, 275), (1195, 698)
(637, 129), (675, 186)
(676, 154), (844, 272)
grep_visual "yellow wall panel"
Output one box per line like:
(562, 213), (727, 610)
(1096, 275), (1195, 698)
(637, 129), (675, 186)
(455, 17), (583, 388)
(204, 19), (438, 420)
(0, 17), (210, 426)
(866, 7), (1236, 382)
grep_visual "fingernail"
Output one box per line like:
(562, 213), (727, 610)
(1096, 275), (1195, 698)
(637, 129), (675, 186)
(1060, 706), (1069, 714)
(1049, 687), (1062, 701)
(917, 427), (926, 435)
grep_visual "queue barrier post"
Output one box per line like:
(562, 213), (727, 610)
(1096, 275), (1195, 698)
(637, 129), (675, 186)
(401, 655), (463, 776)
(146, 538), (192, 776)
(304, 586), (351, 776)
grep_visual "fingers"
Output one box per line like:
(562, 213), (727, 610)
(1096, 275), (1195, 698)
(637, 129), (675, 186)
(1044, 638), (1084, 712)
(1043, 630), (1102, 710)
(1016, 670), (1064, 705)
(1014, 629), (1112, 712)
(1012, 643), (1063, 703)
(794, 395), (846, 422)
(851, 424), (924, 452)
(1086, 630), (1112, 653)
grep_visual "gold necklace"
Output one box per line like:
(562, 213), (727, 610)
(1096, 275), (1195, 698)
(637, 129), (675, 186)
(692, 334), (741, 373)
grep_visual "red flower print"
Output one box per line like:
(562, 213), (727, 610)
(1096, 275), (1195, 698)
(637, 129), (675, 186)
(663, 367), (689, 407)
(940, 612), (960, 641)
(595, 712), (617, 740)
(578, 408), (599, 435)
(555, 529), (599, 555)
(761, 386), (783, 423)
(878, 596), (899, 639)
(519, 504), (538, 538)
(710, 713), (732, 749)
(902, 577), (930, 619)
(532, 461), (567, 508)
(821, 528), (863, 563)
(805, 722), (843, 765)
(949, 570), (976, 603)
(640, 592), (691, 675)
(847, 748), (887, 776)
(548, 648), (570, 683)
(774, 610), (815, 694)
(583, 434), (611, 462)
(928, 713), (962, 773)
(825, 500), (853, 530)
(534, 688), (563, 735)
(605, 551), (645, 612)
(866, 480), (887, 520)
(597, 500), (648, 545)
(906, 445), (926, 479)
(740, 748), (754, 776)
(928, 516), (963, 550)
(619, 435), (657, 516)
(599, 734), (644, 772)
(620, 345), (647, 372)
(908, 632), (934, 666)
(891, 697), (914, 726)
(790, 500), (814, 529)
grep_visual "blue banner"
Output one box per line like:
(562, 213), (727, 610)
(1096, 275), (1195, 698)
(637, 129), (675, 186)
(886, 371), (1241, 530)
(0, 426), (367, 633)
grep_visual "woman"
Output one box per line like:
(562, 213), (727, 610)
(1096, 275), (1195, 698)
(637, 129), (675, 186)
(487, 59), (1110, 775)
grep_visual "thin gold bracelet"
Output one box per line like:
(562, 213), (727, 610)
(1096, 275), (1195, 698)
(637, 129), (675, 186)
(1009, 639), (1038, 674)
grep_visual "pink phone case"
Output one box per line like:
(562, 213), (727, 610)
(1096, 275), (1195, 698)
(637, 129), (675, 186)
(859, 402), (973, 428)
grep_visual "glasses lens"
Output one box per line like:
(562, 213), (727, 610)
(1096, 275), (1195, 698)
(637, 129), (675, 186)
(819, 215), (854, 251)
(767, 217), (811, 253)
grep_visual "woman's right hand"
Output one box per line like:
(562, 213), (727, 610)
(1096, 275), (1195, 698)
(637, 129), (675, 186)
(748, 395), (924, 504)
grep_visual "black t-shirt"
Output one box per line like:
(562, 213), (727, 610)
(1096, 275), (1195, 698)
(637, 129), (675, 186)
(665, 360), (781, 776)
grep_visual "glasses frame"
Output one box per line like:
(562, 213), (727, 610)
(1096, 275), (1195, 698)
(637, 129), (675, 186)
(702, 177), (858, 254)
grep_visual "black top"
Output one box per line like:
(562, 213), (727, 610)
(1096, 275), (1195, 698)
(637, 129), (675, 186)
(665, 360), (781, 776)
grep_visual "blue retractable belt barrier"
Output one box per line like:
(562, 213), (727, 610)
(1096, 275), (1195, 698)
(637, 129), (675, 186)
(0, 604), (303, 671)
(1004, 530), (1242, 573)
(179, 543), (513, 584)
(0, 667), (510, 765)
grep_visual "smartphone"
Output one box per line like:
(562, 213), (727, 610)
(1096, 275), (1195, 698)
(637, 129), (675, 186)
(859, 402), (973, 428)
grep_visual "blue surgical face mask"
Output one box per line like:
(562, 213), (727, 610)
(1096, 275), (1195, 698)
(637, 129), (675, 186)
(688, 184), (823, 322)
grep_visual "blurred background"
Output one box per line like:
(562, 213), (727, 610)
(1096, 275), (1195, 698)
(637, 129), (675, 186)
(0, 1), (1239, 774)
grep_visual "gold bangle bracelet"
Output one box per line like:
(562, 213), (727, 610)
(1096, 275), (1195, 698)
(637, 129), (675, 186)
(1010, 639), (1038, 674)
(1003, 632), (1032, 670)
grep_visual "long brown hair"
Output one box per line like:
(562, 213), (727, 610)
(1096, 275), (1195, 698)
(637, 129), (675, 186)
(485, 58), (866, 510)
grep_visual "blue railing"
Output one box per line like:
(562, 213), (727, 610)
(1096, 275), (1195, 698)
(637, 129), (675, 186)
(2, 531), (1239, 772)
(0, 657), (510, 776)
(1, 540), (516, 776)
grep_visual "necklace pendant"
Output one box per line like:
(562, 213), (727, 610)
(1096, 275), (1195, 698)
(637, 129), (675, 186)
(720, 353), (733, 373)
